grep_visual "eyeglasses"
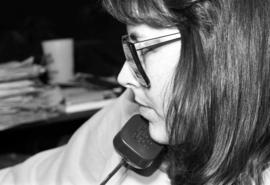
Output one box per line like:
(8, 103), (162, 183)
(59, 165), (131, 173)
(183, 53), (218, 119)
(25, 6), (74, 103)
(122, 32), (181, 88)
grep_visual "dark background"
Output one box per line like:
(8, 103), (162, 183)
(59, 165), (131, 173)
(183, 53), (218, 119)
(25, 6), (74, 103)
(0, 0), (126, 76)
(0, 0), (126, 168)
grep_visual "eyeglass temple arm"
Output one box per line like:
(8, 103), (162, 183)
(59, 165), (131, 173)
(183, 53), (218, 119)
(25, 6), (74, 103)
(134, 33), (181, 50)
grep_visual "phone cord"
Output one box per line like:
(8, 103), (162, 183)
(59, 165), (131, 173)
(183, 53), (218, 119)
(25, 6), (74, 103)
(100, 158), (126, 185)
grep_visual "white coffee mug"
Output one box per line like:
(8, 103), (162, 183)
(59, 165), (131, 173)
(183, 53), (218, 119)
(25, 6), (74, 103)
(42, 38), (74, 84)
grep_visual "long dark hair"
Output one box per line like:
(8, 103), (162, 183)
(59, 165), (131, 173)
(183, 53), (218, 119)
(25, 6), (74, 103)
(102, 0), (270, 184)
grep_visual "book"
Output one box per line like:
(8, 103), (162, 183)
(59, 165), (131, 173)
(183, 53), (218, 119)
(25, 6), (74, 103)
(61, 87), (117, 113)
(64, 98), (115, 113)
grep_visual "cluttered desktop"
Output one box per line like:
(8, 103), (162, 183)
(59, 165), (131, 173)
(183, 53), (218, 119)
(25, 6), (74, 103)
(0, 55), (124, 168)
(0, 56), (122, 130)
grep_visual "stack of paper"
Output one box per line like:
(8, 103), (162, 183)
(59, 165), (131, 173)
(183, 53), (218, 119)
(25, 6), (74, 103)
(0, 57), (45, 99)
(0, 57), (64, 130)
(0, 57), (45, 82)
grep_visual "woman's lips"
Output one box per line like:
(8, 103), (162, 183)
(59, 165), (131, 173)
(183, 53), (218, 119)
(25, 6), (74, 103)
(134, 99), (149, 114)
(135, 99), (155, 119)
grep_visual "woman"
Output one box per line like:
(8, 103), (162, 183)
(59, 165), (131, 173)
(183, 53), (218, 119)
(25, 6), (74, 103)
(102, 0), (270, 184)
(0, 0), (269, 184)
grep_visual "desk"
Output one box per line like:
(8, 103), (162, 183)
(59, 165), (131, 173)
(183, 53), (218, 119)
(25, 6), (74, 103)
(0, 95), (117, 152)
(0, 91), (117, 131)
(0, 108), (99, 132)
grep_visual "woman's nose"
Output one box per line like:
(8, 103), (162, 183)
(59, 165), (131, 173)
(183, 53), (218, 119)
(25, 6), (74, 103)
(117, 62), (140, 88)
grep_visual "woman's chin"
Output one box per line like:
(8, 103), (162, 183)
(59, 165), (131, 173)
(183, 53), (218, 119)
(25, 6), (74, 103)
(148, 122), (169, 144)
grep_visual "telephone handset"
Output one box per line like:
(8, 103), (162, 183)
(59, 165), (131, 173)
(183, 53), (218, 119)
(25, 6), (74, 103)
(100, 115), (165, 185)
(113, 114), (165, 176)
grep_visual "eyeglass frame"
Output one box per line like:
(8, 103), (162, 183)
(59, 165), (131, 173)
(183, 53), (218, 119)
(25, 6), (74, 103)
(121, 32), (181, 88)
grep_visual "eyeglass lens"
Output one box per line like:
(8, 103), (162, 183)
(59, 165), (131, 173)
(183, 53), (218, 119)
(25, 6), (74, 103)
(122, 42), (149, 87)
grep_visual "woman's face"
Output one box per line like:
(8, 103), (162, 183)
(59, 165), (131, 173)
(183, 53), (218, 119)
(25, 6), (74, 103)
(118, 24), (181, 144)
